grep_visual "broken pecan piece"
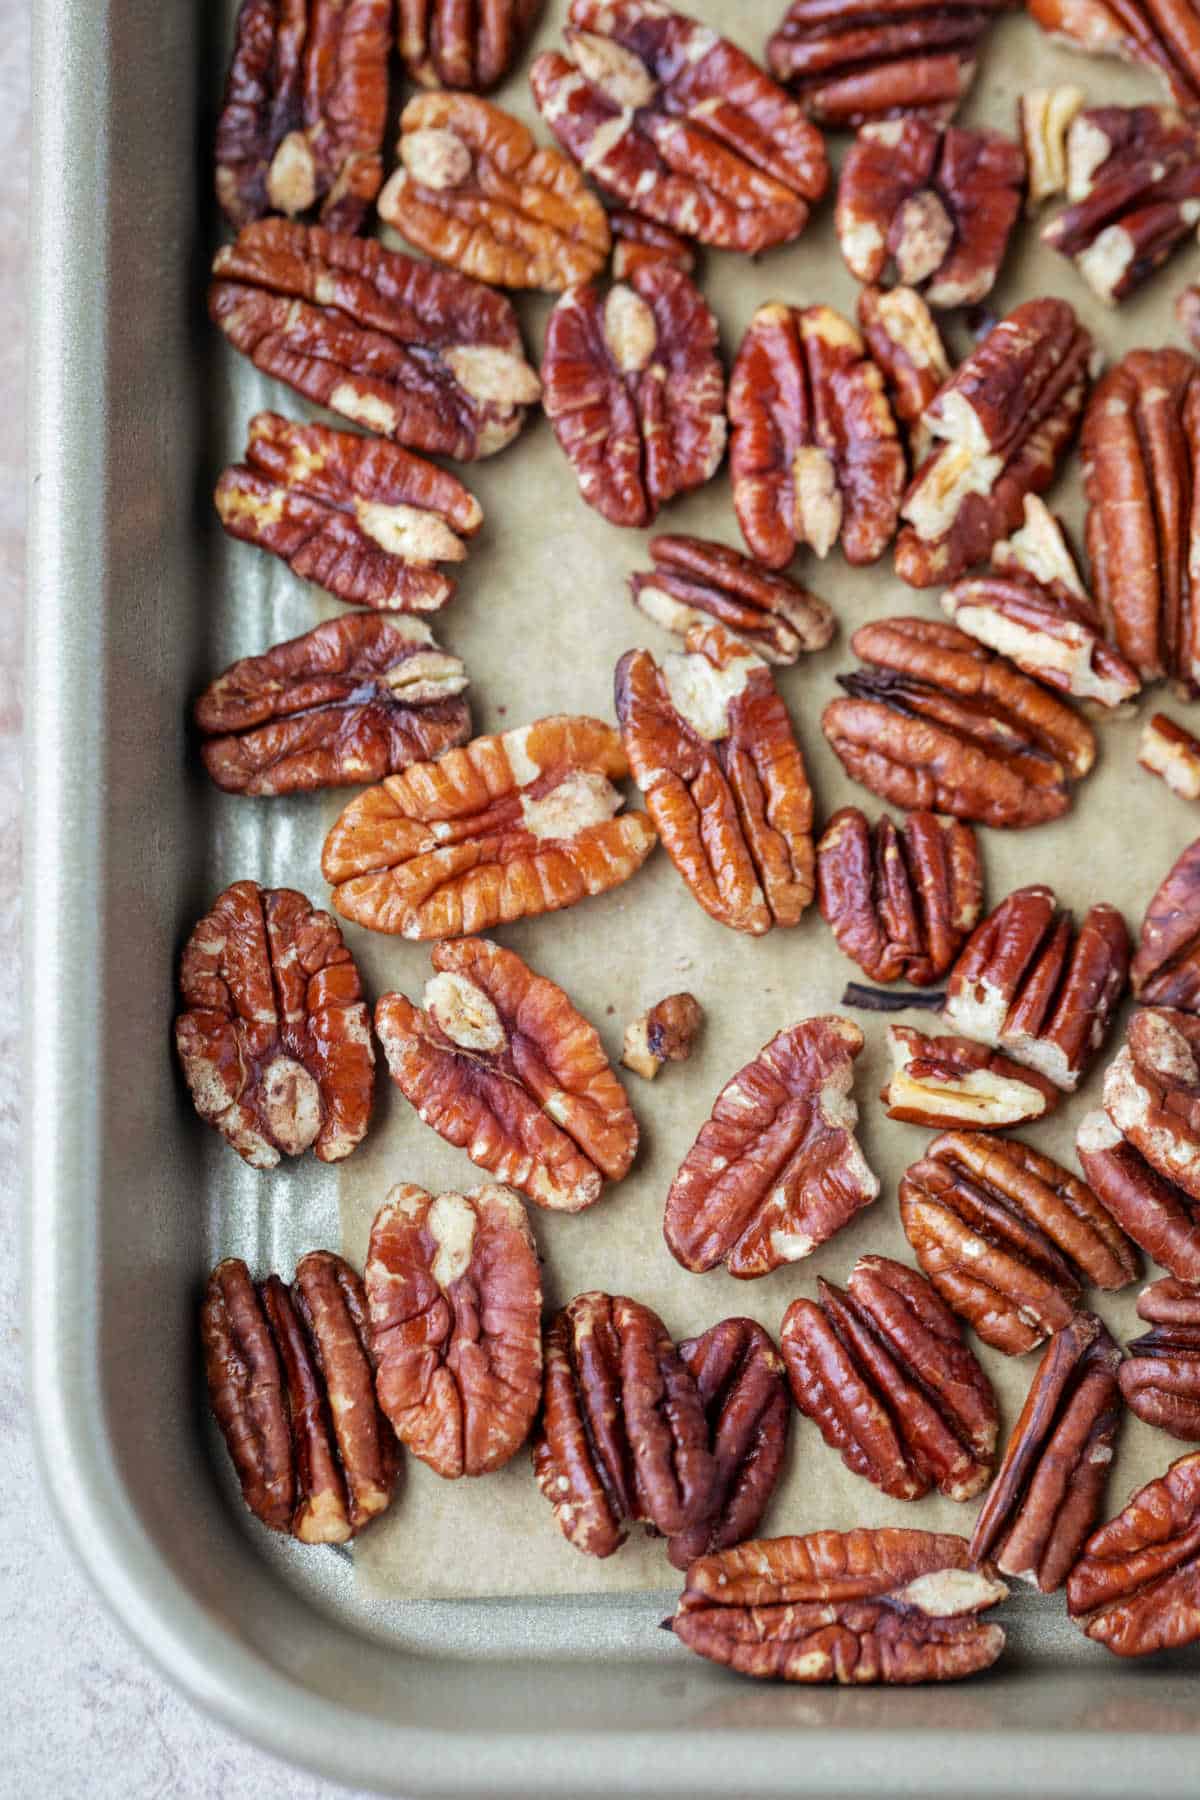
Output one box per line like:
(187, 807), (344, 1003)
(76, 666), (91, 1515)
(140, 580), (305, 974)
(615, 622), (814, 935)
(215, 0), (389, 234)
(378, 94), (610, 291)
(664, 1016), (878, 1277)
(836, 118), (1024, 307)
(1178, 282), (1200, 350)
(1102, 1007), (1200, 1205)
(202, 1252), (397, 1542)
(529, 0), (829, 253)
(398, 0), (541, 89)
(884, 1027), (1062, 1134)
(856, 285), (952, 463)
(781, 1256), (998, 1503)
(322, 715), (657, 938)
(823, 616), (1096, 828)
(816, 807), (982, 988)
(630, 535), (834, 667)
(1121, 1276), (1200, 1439)
(969, 1312), (1123, 1591)
(1082, 347), (1200, 691)
(365, 1183), (542, 1477)
(176, 880), (373, 1170)
(1067, 1449), (1200, 1655)
(541, 265), (726, 529)
(209, 221), (541, 461)
(1077, 1109), (1200, 1283)
(895, 297), (1094, 587)
(1020, 85), (1086, 209)
(1027, 0), (1200, 112)
(1140, 714), (1200, 800)
(532, 1291), (715, 1558)
(195, 614), (471, 797)
(622, 991), (703, 1080)
(729, 303), (905, 570)
(670, 1529), (1007, 1683)
(667, 1319), (791, 1570)
(900, 1129), (1136, 1354)
(943, 884), (1130, 1091)
(1132, 837), (1200, 1010)
(609, 211), (696, 280)
(376, 937), (636, 1213)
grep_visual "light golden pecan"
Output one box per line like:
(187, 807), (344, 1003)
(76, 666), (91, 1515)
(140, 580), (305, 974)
(857, 284), (952, 464)
(884, 1027), (1062, 1133)
(1077, 1108), (1200, 1283)
(1120, 1275), (1200, 1439)
(375, 935), (637, 1213)
(378, 93), (610, 291)
(1132, 837), (1200, 1011)
(1140, 713), (1200, 800)
(398, 0), (542, 89)
(630, 534), (834, 668)
(1020, 85), (1086, 209)
(621, 991), (703, 1080)
(615, 622), (814, 935)
(1027, 0), (1200, 112)
(321, 715), (657, 939)
(664, 1015), (879, 1277)
(1102, 1006), (1200, 1204)
(609, 210), (696, 280)
(669, 1529), (1007, 1684)
(1068, 1450), (1200, 1655)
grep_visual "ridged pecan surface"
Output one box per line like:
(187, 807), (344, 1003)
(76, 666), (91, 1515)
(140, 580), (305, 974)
(1077, 1107), (1200, 1283)
(817, 806), (982, 986)
(398, 0), (543, 89)
(1027, 0), (1200, 112)
(1132, 837), (1200, 1011)
(1068, 1450), (1200, 1655)
(1121, 1275), (1200, 1438)
(630, 534), (834, 666)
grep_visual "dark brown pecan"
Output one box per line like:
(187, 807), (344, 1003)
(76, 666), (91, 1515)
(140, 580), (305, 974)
(1077, 1108), (1200, 1283)
(209, 221), (541, 462)
(664, 1016), (878, 1277)
(781, 1256), (997, 1503)
(622, 991), (703, 1080)
(1132, 837), (1200, 1010)
(1103, 1007), (1200, 1205)
(817, 806), (982, 988)
(398, 0), (542, 89)
(857, 284), (952, 463)
(630, 534), (834, 667)
(895, 298), (1094, 587)
(195, 614), (471, 797)
(1121, 1276), (1200, 1438)
(969, 1312), (1123, 1591)
(530, 0), (829, 254)
(836, 118), (1023, 307)
(365, 1182), (542, 1477)
(201, 1252), (397, 1542)
(729, 303), (905, 570)
(943, 884), (1130, 1092)
(374, 935), (637, 1213)
(766, 0), (1016, 126)
(541, 265), (726, 528)
(615, 623), (814, 935)
(532, 1291), (716, 1558)
(175, 881), (374, 1169)
(884, 1026), (1062, 1130)
(1020, 84), (1086, 208)
(669, 1529), (1007, 1683)
(609, 211), (697, 280)
(823, 616), (1096, 829)
(215, 0), (389, 233)
(1067, 1450), (1200, 1655)
(899, 1129), (1136, 1353)
(1027, 0), (1200, 113)
(1082, 347), (1200, 691)
(667, 1319), (791, 1570)
(1042, 105), (1200, 304)
(1140, 713), (1200, 800)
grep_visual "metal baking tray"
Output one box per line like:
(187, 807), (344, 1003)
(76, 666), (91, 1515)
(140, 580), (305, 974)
(25, 0), (1200, 1791)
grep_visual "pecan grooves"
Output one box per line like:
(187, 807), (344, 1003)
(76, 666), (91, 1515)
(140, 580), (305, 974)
(610, 211), (696, 280)
(1020, 85), (1085, 209)
(1077, 1108), (1200, 1284)
(398, 0), (542, 90)
(1102, 1007), (1200, 1205)
(630, 534), (834, 667)
(1132, 837), (1200, 1010)
(857, 284), (952, 463)
(1067, 1450), (1200, 1655)
(1027, 0), (1200, 112)
(1121, 1276), (1200, 1439)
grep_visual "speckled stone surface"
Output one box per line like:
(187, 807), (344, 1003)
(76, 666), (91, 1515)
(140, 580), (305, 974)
(6, 6), (378, 1791)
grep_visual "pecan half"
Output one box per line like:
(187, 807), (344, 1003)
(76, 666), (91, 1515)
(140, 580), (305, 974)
(1132, 837), (1200, 1010)
(1179, 282), (1200, 350)
(1140, 714), (1200, 800)
(817, 806), (982, 988)
(969, 1312), (1122, 1592)
(398, 0), (542, 90)
(202, 1252), (397, 1542)
(1077, 1108), (1200, 1283)
(1102, 1007), (1200, 1204)
(1020, 85), (1086, 209)
(728, 303), (905, 570)
(766, 0), (1016, 127)
(1121, 1276), (1200, 1438)
(215, 0), (389, 233)
(209, 221), (541, 461)
(375, 936), (636, 1214)
(857, 285), (952, 463)
(622, 991), (703, 1080)
(1042, 106), (1200, 305)
(1067, 1450), (1200, 1655)
(215, 412), (483, 614)
(195, 614), (471, 797)
(529, 0), (829, 253)
(1027, 0), (1200, 112)
(900, 1129), (1137, 1353)
(884, 1026), (1062, 1132)
(615, 623), (814, 935)
(836, 118), (1023, 307)
(322, 715), (657, 938)
(1082, 347), (1200, 691)
(943, 884), (1130, 1091)
(630, 535), (834, 667)
(663, 1016), (878, 1277)
(667, 1319), (791, 1570)
(532, 1291), (715, 1557)
(378, 94), (610, 291)
(609, 210), (696, 280)
(175, 880), (373, 1169)
(895, 297), (1094, 587)
(365, 1183), (542, 1477)
(670, 1530), (1008, 1683)
(541, 265), (726, 528)
(782, 1256), (998, 1502)
(823, 616), (1096, 828)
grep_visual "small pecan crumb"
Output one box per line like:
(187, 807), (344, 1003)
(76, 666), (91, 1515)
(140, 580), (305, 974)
(1020, 86), (1085, 209)
(1140, 713), (1200, 800)
(622, 992), (703, 1080)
